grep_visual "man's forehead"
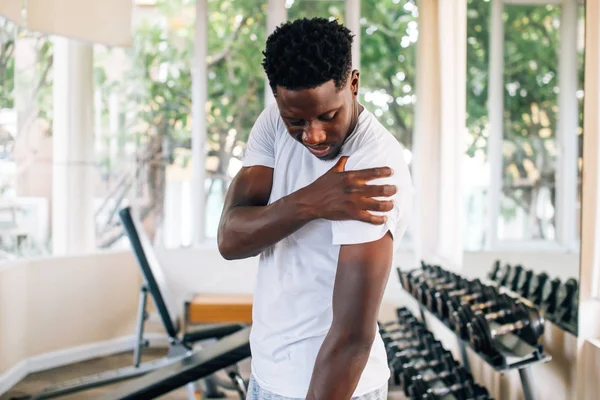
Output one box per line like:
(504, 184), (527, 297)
(276, 81), (344, 118)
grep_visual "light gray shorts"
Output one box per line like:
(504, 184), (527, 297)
(246, 375), (388, 400)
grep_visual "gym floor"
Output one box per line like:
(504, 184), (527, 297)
(2, 351), (406, 399)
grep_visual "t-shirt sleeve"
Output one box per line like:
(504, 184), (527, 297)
(331, 143), (414, 247)
(242, 105), (279, 168)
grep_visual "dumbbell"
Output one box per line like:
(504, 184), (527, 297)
(386, 332), (437, 358)
(541, 277), (562, 314)
(555, 278), (578, 322)
(507, 265), (524, 292)
(488, 260), (501, 281)
(398, 352), (458, 393)
(400, 266), (444, 291)
(450, 293), (514, 338)
(528, 272), (549, 305)
(414, 274), (464, 304)
(406, 366), (472, 398)
(497, 264), (512, 286)
(422, 277), (472, 312)
(468, 302), (544, 354)
(419, 383), (492, 400)
(410, 273), (457, 299)
(432, 280), (492, 318)
(380, 314), (419, 332)
(389, 342), (446, 372)
(388, 340), (444, 367)
(441, 284), (499, 321)
(382, 325), (429, 347)
(391, 348), (453, 386)
(516, 269), (534, 298)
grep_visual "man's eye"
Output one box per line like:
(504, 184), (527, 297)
(289, 120), (305, 126)
(320, 113), (336, 122)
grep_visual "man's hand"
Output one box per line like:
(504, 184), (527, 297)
(218, 157), (396, 260)
(306, 232), (394, 400)
(297, 156), (397, 225)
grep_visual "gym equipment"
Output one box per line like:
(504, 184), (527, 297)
(468, 303), (544, 354)
(517, 269), (534, 298)
(435, 282), (497, 320)
(412, 381), (492, 400)
(386, 332), (437, 359)
(449, 294), (513, 338)
(488, 260), (501, 281)
(507, 265), (524, 292)
(541, 278), (562, 314)
(12, 207), (249, 400)
(398, 352), (458, 393)
(405, 366), (471, 397)
(528, 272), (549, 305)
(497, 264), (512, 287)
(99, 327), (251, 400)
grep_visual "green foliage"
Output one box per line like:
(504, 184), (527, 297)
(0, 19), (16, 110)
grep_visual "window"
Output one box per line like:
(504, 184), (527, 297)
(287, 0), (345, 22)
(0, 17), (53, 259)
(463, 0), (583, 251)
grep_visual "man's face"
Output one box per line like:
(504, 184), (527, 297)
(275, 71), (360, 161)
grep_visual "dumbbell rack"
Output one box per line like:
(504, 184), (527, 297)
(398, 268), (552, 400)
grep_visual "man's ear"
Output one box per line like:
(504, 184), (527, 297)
(350, 69), (360, 96)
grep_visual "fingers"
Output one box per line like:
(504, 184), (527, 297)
(332, 156), (349, 172)
(355, 210), (388, 225)
(349, 166), (394, 181)
(361, 198), (395, 213)
(360, 184), (398, 198)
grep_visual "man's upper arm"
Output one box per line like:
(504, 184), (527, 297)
(331, 233), (394, 339)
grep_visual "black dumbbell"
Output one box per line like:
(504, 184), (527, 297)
(382, 326), (428, 347)
(414, 274), (464, 304)
(423, 277), (472, 312)
(517, 269), (534, 298)
(529, 272), (549, 305)
(420, 383), (492, 400)
(400, 267), (444, 291)
(389, 339), (443, 364)
(386, 332), (437, 357)
(555, 278), (578, 321)
(488, 260), (501, 281)
(410, 273), (457, 299)
(508, 265), (524, 292)
(391, 348), (453, 386)
(468, 302), (544, 354)
(450, 294), (513, 338)
(541, 277), (562, 313)
(398, 352), (458, 393)
(406, 366), (472, 398)
(443, 284), (499, 321)
(433, 280), (492, 318)
(498, 264), (512, 286)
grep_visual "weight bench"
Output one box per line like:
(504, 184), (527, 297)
(12, 207), (251, 399)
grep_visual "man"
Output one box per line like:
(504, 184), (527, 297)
(218, 18), (414, 400)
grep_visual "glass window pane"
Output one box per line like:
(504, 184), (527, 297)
(500, 5), (560, 242)
(287, 0), (345, 22)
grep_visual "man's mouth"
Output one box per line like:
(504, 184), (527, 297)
(305, 144), (332, 158)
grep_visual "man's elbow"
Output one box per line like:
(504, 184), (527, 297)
(333, 325), (376, 354)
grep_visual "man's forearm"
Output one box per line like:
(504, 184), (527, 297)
(218, 190), (315, 260)
(306, 331), (373, 400)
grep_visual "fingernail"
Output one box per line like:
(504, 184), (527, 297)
(390, 168), (394, 175)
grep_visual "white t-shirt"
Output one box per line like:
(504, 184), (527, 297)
(242, 103), (414, 398)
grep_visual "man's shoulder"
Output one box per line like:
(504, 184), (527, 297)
(345, 112), (406, 167)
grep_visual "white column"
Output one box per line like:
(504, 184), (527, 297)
(52, 38), (95, 255)
(413, 0), (440, 265)
(436, 0), (467, 268)
(556, 0), (579, 250)
(265, 0), (287, 107)
(191, 0), (208, 245)
(345, 0), (361, 71)
(577, 1), (600, 398)
(487, 0), (504, 249)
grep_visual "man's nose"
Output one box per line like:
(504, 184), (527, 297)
(302, 123), (327, 145)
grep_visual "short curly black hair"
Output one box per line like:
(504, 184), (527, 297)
(262, 17), (354, 93)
